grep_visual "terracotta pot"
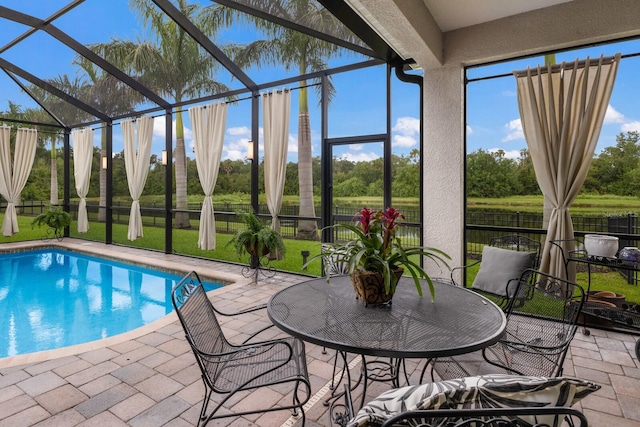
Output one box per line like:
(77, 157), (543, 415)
(588, 290), (626, 307)
(350, 269), (403, 307)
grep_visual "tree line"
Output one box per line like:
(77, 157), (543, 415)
(467, 131), (640, 198)
(7, 127), (639, 204)
(13, 142), (422, 203)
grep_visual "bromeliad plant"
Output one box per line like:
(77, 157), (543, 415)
(309, 207), (450, 301)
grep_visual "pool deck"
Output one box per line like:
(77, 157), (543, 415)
(1, 239), (639, 427)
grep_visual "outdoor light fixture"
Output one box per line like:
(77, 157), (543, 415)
(161, 150), (168, 165)
(101, 155), (107, 170)
(247, 140), (254, 160)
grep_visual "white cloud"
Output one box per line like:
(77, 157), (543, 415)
(488, 148), (521, 159)
(466, 125), (473, 135)
(288, 134), (298, 153)
(392, 117), (419, 136)
(337, 151), (381, 162)
(604, 104), (626, 124)
(393, 134), (416, 148)
(621, 121), (640, 133)
(219, 126), (299, 160)
(502, 118), (524, 142)
(148, 119), (299, 161)
(391, 117), (419, 149)
(152, 115), (192, 141)
(225, 149), (245, 161)
(227, 126), (251, 137)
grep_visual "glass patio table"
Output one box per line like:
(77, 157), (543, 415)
(267, 275), (507, 422)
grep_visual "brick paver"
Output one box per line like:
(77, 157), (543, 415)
(0, 240), (638, 426)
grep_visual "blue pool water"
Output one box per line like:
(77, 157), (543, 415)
(0, 249), (221, 358)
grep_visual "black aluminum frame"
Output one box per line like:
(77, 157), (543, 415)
(0, 1), (420, 256)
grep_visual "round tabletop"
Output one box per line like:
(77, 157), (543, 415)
(267, 276), (507, 359)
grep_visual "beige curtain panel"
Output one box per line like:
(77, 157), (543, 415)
(123, 116), (153, 241)
(515, 54), (621, 281)
(189, 102), (227, 250)
(0, 127), (38, 236)
(72, 128), (94, 233)
(262, 89), (291, 236)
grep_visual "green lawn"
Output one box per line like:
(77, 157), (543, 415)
(463, 260), (639, 304)
(0, 213), (325, 277)
(469, 194), (640, 215)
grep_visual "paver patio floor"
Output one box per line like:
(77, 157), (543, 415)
(1, 240), (639, 426)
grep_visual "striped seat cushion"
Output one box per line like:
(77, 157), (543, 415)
(347, 374), (599, 427)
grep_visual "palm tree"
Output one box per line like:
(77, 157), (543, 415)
(72, 59), (144, 221)
(28, 76), (94, 207)
(90, 0), (231, 228)
(205, 0), (364, 239)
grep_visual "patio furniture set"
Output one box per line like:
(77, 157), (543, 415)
(170, 235), (614, 426)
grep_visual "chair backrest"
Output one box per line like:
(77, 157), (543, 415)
(468, 235), (541, 308)
(321, 243), (350, 276)
(379, 407), (588, 427)
(492, 269), (586, 377)
(490, 235), (542, 268)
(171, 271), (230, 358)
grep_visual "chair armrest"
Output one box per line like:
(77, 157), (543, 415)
(211, 302), (267, 317)
(210, 302), (275, 344)
(450, 259), (481, 286)
(196, 337), (295, 360)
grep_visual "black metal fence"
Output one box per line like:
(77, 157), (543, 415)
(466, 210), (640, 285)
(7, 200), (640, 251)
(466, 212), (640, 254)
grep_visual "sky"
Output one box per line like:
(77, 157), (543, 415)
(1, 0), (639, 163)
(466, 38), (640, 159)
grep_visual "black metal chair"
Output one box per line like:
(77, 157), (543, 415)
(426, 270), (586, 382)
(171, 271), (311, 426)
(379, 407), (588, 427)
(452, 235), (542, 309)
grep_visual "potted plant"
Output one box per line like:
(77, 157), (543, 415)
(31, 206), (71, 239)
(228, 211), (286, 259)
(307, 207), (450, 306)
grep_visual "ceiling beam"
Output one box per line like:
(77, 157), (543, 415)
(152, 0), (258, 92)
(317, 0), (405, 67)
(213, 0), (378, 58)
(0, 58), (111, 123)
(3, 70), (67, 127)
(0, 5), (170, 110)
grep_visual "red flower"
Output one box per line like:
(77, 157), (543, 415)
(355, 207), (377, 235)
(380, 207), (405, 232)
(380, 207), (405, 253)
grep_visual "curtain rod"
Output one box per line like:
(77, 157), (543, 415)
(0, 123), (63, 137)
(469, 51), (639, 83)
(512, 54), (620, 78)
(71, 80), (323, 131)
(102, 82), (320, 122)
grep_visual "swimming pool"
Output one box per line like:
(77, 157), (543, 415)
(0, 248), (222, 358)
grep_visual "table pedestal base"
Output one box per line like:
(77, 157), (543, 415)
(326, 352), (409, 426)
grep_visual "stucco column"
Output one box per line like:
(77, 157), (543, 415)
(422, 65), (465, 280)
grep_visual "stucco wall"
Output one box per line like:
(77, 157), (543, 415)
(352, 0), (640, 277)
(422, 65), (465, 276)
